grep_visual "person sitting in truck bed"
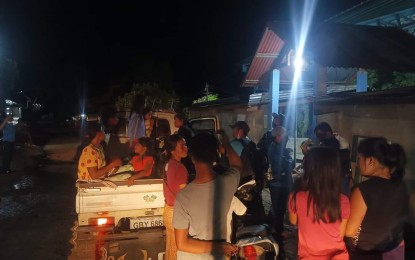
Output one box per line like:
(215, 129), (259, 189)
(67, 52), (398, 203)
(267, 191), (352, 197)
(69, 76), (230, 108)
(127, 137), (155, 186)
(78, 122), (122, 180)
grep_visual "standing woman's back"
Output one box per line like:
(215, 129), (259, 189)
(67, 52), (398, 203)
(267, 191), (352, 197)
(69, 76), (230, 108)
(345, 137), (409, 259)
(288, 147), (350, 259)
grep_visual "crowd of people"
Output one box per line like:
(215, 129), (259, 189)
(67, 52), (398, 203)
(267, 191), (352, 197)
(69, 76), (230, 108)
(75, 101), (409, 259)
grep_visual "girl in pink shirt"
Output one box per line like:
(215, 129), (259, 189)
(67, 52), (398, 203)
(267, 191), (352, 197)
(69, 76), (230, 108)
(127, 137), (155, 186)
(288, 147), (350, 259)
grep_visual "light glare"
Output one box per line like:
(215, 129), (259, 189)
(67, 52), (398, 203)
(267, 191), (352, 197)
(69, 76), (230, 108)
(294, 57), (304, 69)
(97, 218), (108, 225)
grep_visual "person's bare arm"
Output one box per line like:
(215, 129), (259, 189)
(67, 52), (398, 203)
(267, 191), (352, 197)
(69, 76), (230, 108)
(127, 159), (154, 186)
(345, 187), (367, 237)
(217, 129), (242, 173)
(87, 159), (122, 179)
(174, 228), (237, 256)
(288, 211), (297, 225)
(340, 219), (348, 238)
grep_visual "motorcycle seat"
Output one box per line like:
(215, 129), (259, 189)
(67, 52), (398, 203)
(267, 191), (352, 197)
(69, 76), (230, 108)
(236, 224), (270, 240)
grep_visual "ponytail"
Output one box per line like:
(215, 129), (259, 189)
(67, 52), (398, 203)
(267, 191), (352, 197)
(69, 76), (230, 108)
(387, 143), (406, 180)
(358, 137), (407, 180)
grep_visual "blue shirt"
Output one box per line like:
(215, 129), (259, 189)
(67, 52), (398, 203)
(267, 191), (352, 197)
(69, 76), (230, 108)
(127, 112), (145, 141)
(2, 122), (16, 142)
(230, 137), (251, 157)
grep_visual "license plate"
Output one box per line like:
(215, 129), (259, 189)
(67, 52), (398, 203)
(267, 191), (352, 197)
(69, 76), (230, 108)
(130, 216), (164, 229)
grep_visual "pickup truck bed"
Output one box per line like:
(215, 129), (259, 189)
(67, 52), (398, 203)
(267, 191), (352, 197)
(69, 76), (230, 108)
(76, 179), (165, 226)
(71, 179), (166, 260)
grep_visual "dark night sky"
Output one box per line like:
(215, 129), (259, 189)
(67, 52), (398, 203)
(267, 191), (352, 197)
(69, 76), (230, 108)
(0, 0), (364, 115)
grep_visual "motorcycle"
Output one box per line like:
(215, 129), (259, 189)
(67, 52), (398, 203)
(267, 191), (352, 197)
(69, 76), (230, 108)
(231, 179), (279, 260)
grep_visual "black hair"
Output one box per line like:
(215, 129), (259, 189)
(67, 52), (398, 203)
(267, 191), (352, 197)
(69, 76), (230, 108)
(137, 137), (155, 157)
(188, 132), (218, 164)
(73, 122), (102, 162)
(86, 122), (102, 142)
(163, 134), (184, 158)
(143, 106), (152, 116)
(174, 113), (187, 122)
(291, 147), (342, 223)
(99, 106), (117, 128)
(314, 122), (333, 134)
(320, 137), (340, 150)
(357, 137), (406, 180)
(154, 134), (185, 179)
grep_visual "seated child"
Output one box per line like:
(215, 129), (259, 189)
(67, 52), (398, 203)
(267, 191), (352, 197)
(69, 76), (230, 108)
(127, 137), (155, 186)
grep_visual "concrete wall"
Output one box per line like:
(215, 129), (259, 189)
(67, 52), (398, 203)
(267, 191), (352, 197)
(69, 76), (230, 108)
(317, 103), (415, 225)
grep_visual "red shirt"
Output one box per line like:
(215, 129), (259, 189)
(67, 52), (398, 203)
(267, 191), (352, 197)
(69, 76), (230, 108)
(163, 159), (188, 206)
(288, 191), (350, 257)
(131, 155), (154, 177)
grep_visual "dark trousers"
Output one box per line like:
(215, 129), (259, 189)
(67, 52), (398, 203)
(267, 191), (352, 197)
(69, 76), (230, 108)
(268, 182), (290, 236)
(2, 141), (15, 172)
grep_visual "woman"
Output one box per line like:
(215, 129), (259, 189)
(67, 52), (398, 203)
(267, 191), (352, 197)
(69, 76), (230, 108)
(78, 122), (122, 180)
(127, 94), (145, 148)
(288, 147), (350, 259)
(127, 137), (155, 186)
(162, 135), (188, 260)
(345, 137), (409, 259)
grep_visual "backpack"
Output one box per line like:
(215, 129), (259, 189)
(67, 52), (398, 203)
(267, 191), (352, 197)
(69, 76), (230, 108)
(238, 139), (268, 182)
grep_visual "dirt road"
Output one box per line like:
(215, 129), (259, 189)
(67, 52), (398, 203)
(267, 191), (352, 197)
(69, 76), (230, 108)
(0, 133), (79, 259)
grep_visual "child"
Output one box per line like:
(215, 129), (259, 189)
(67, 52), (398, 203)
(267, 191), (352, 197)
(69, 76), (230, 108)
(288, 147), (350, 259)
(127, 137), (155, 186)
(143, 106), (154, 137)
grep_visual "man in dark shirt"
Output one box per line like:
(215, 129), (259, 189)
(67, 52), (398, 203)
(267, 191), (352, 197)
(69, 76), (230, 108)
(100, 106), (130, 163)
(173, 113), (194, 144)
(258, 113), (286, 154)
(314, 122), (351, 196)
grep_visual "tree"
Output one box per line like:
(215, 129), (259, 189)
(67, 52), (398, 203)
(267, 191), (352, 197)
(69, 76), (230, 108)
(116, 82), (179, 113)
(367, 70), (415, 91)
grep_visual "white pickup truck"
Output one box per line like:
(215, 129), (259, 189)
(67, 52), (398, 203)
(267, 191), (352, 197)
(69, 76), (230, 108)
(70, 110), (219, 260)
(70, 111), (178, 260)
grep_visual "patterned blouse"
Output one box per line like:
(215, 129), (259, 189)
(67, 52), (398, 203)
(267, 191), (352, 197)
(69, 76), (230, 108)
(77, 144), (106, 180)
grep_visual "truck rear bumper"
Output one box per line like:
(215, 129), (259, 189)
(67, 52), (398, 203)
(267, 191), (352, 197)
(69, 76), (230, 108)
(70, 224), (166, 260)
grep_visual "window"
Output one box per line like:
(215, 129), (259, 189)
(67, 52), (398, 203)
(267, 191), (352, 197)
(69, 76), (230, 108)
(190, 118), (216, 134)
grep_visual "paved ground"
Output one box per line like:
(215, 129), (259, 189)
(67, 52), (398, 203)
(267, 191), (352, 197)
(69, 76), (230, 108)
(0, 126), (79, 259)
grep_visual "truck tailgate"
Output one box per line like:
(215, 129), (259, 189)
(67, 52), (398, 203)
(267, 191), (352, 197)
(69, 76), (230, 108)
(76, 179), (164, 213)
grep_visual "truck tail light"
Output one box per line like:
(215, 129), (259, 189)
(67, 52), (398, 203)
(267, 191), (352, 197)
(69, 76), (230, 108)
(89, 217), (115, 226)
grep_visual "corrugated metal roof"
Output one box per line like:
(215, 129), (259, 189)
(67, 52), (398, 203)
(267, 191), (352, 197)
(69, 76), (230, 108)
(248, 85), (357, 106)
(242, 21), (415, 89)
(241, 27), (286, 88)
